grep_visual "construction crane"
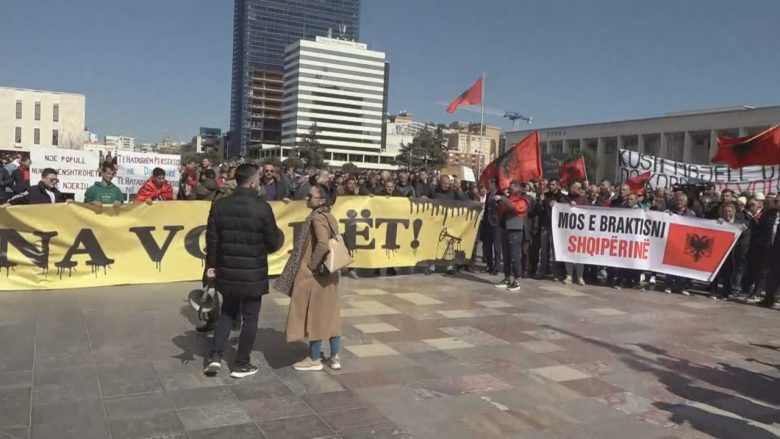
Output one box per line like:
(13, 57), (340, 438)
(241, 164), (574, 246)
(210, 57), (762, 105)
(435, 102), (533, 130)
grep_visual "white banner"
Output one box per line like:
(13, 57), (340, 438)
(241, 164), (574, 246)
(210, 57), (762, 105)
(29, 147), (100, 200)
(116, 152), (181, 195)
(618, 149), (780, 194)
(552, 203), (742, 282)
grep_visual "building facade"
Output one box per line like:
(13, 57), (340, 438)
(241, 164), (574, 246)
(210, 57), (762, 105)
(229, 0), (361, 158)
(105, 135), (136, 151)
(0, 86), (85, 151)
(278, 36), (392, 169)
(507, 105), (780, 182)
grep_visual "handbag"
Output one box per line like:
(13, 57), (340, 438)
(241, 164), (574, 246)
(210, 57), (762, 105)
(323, 214), (353, 273)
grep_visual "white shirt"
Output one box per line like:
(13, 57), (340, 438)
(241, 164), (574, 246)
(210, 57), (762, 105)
(44, 188), (55, 203)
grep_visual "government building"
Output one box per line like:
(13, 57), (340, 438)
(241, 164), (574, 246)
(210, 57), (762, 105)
(506, 105), (780, 182)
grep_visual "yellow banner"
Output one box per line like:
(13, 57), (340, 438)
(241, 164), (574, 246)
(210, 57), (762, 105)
(0, 197), (482, 291)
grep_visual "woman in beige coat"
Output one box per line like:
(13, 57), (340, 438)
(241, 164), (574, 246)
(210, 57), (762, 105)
(274, 183), (342, 371)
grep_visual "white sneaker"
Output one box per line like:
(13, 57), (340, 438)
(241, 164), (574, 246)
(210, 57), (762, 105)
(323, 355), (341, 370)
(203, 360), (221, 375)
(664, 288), (672, 294)
(681, 290), (691, 296)
(578, 279), (586, 286)
(562, 276), (572, 285)
(649, 275), (656, 285)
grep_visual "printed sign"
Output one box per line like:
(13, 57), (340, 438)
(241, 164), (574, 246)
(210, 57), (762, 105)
(116, 152), (181, 194)
(552, 203), (742, 282)
(618, 149), (780, 194)
(0, 197), (482, 291)
(29, 147), (100, 200)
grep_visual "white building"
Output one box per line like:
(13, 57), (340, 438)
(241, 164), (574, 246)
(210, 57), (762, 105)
(0, 86), (86, 151)
(276, 36), (395, 169)
(507, 105), (780, 182)
(105, 135), (136, 151)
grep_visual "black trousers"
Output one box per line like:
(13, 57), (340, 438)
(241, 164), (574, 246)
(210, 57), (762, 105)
(210, 292), (261, 367)
(482, 225), (503, 273)
(502, 229), (524, 280)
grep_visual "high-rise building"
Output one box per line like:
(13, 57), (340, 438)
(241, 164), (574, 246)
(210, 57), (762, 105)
(0, 86), (86, 151)
(105, 135), (136, 151)
(229, 0), (361, 158)
(279, 37), (394, 170)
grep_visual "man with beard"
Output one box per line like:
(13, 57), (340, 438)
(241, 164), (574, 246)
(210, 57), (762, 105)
(534, 179), (564, 278)
(427, 175), (466, 276)
(395, 171), (416, 197)
(259, 164), (292, 202)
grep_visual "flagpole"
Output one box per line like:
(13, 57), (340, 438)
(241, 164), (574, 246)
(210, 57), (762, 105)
(581, 155), (589, 184)
(479, 73), (485, 181)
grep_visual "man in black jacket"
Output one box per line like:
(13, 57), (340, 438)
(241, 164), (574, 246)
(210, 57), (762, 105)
(0, 165), (12, 204)
(4, 168), (67, 205)
(204, 164), (284, 378)
(757, 200), (780, 307)
(535, 179), (564, 277)
(480, 178), (503, 275)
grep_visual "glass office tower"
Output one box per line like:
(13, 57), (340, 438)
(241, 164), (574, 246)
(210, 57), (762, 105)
(229, 0), (361, 157)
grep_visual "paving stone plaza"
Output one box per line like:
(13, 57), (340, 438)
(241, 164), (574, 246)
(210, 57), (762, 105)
(0, 273), (778, 439)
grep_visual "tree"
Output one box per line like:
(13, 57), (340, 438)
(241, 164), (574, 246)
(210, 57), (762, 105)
(297, 123), (326, 168)
(341, 162), (359, 175)
(394, 127), (449, 170)
(564, 148), (597, 184)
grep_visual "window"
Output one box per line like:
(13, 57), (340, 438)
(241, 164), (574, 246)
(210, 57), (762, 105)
(52, 129), (59, 146)
(53, 104), (59, 122)
(15, 100), (22, 119)
(14, 127), (21, 143)
(34, 102), (41, 121)
(34, 128), (40, 145)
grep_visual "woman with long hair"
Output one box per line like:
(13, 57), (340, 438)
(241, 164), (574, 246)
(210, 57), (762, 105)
(274, 183), (342, 371)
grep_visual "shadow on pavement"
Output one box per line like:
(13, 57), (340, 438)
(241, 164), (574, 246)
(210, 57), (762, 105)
(544, 325), (780, 439)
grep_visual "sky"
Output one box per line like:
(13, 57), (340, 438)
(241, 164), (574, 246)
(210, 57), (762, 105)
(2, 0), (780, 143)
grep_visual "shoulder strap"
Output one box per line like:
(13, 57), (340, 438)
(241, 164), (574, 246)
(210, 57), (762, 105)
(318, 211), (338, 239)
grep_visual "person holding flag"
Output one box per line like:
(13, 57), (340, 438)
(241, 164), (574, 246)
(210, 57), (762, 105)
(493, 180), (531, 292)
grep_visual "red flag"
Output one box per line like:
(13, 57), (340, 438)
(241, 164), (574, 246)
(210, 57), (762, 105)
(713, 124), (780, 168)
(662, 224), (737, 274)
(625, 171), (652, 194)
(479, 131), (541, 189)
(446, 77), (483, 114)
(558, 157), (587, 186)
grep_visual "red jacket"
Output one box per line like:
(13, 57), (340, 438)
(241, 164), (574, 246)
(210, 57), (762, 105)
(134, 178), (173, 203)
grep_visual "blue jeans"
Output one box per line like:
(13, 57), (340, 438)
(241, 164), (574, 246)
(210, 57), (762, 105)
(310, 337), (341, 360)
(502, 229), (524, 280)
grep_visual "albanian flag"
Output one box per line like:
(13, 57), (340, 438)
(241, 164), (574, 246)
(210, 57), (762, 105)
(446, 76), (483, 114)
(480, 131), (541, 189)
(559, 157), (587, 186)
(625, 171), (652, 194)
(713, 124), (780, 169)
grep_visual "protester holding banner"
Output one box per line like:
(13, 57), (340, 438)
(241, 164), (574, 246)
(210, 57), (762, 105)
(710, 203), (748, 300)
(614, 193), (643, 290)
(4, 168), (68, 206)
(133, 167), (174, 204)
(84, 164), (124, 205)
(663, 192), (696, 296)
(562, 182), (588, 286)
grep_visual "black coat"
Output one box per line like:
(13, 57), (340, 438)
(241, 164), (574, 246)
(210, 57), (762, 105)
(0, 166), (12, 203)
(206, 187), (284, 296)
(756, 208), (780, 259)
(11, 168), (29, 194)
(9, 181), (64, 205)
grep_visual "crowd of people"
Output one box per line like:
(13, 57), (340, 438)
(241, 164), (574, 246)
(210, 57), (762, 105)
(2, 151), (778, 310)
